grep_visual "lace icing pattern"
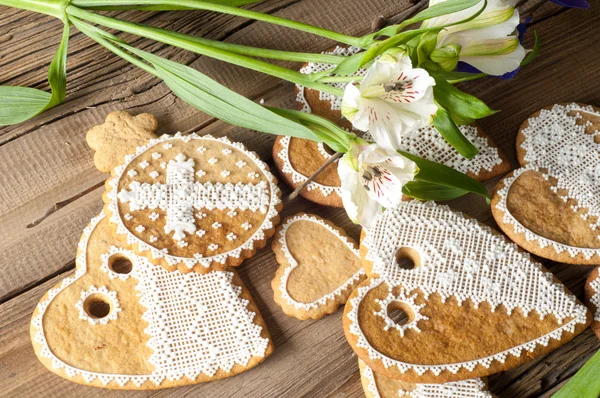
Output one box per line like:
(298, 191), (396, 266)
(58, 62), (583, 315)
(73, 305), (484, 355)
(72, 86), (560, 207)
(31, 212), (270, 388)
(277, 214), (365, 310)
(361, 361), (492, 398)
(106, 132), (281, 269)
(495, 103), (600, 259)
(590, 275), (600, 322)
(347, 201), (588, 375)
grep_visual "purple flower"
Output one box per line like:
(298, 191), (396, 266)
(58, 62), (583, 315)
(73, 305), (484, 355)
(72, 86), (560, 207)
(550, 0), (589, 8)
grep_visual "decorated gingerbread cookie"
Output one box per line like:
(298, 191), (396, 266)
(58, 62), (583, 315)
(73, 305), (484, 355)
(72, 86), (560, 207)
(358, 360), (492, 398)
(275, 47), (509, 207)
(492, 103), (600, 265)
(102, 132), (282, 273)
(344, 201), (590, 383)
(31, 212), (273, 389)
(271, 213), (365, 320)
(584, 267), (600, 339)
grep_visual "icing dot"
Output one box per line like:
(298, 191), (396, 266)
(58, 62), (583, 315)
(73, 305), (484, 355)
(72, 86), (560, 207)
(208, 243), (219, 251)
(212, 222), (222, 229)
(196, 170), (206, 178)
(197, 146), (207, 153)
(227, 210), (237, 217)
(149, 171), (159, 179)
(152, 152), (162, 159)
(208, 158), (219, 165)
(248, 172), (260, 180)
(196, 229), (206, 237)
(160, 162), (167, 169)
(221, 170), (231, 177)
(178, 240), (189, 248)
(139, 161), (150, 169)
(222, 148), (233, 155)
(124, 213), (133, 221)
(226, 232), (237, 241)
(149, 235), (158, 243)
(242, 222), (252, 231)
(163, 143), (173, 150)
(236, 160), (247, 168)
(127, 170), (138, 178)
(149, 212), (160, 221)
(135, 225), (146, 233)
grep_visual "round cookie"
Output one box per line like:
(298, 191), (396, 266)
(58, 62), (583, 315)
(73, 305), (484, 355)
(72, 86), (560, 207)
(103, 132), (282, 274)
(31, 212), (273, 389)
(492, 103), (600, 265)
(344, 201), (591, 384)
(584, 266), (600, 339)
(358, 360), (492, 398)
(271, 213), (366, 320)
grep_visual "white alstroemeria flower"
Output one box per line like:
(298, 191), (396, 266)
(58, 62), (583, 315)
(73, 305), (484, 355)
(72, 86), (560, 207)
(341, 55), (437, 151)
(423, 0), (526, 76)
(338, 142), (418, 227)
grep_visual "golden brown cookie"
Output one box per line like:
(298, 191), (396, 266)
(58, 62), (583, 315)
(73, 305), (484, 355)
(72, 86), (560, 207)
(344, 201), (591, 384)
(87, 111), (159, 173)
(492, 103), (600, 265)
(271, 213), (366, 320)
(358, 360), (492, 398)
(584, 267), (600, 339)
(30, 212), (273, 389)
(103, 132), (282, 274)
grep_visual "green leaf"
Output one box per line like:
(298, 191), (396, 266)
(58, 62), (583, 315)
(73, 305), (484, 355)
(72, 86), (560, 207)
(430, 70), (487, 84)
(399, 150), (490, 200)
(402, 181), (469, 201)
(331, 51), (367, 75)
(553, 349), (600, 398)
(0, 87), (51, 125)
(432, 75), (496, 120)
(72, 0), (261, 9)
(521, 30), (540, 68)
(0, 22), (69, 126)
(432, 107), (479, 158)
(121, 44), (319, 140)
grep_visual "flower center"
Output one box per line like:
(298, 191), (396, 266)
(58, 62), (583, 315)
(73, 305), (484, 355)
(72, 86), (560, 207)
(383, 81), (407, 92)
(362, 165), (392, 198)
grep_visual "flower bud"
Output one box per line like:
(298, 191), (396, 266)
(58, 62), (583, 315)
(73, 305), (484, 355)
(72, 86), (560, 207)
(430, 44), (461, 71)
(379, 46), (409, 63)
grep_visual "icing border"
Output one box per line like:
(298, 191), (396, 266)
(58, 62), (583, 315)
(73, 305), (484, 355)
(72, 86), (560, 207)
(106, 132), (281, 270)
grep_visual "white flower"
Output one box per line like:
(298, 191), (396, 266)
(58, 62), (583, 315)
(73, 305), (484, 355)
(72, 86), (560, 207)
(338, 142), (418, 227)
(341, 55), (437, 151)
(422, 0), (525, 76)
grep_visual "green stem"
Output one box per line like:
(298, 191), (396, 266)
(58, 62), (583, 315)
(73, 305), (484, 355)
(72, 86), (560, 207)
(0, 0), (68, 20)
(318, 75), (364, 83)
(70, 0), (365, 47)
(67, 6), (344, 96)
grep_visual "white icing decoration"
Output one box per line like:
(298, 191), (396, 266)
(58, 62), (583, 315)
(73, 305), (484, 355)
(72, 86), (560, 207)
(196, 170), (206, 178)
(277, 214), (365, 311)
(160, 162), (167, 169)
(221, 170), (231, 177)
(149, 171), (159, 179)
(208, 244), (219, 251)
(590, 274), (600, 322)
(100, 246), (137, 280)
(75, 285), (121, 325)
(208, 157), (218, 165)
(248, 172), (259, 180)
(149, 212), (159, 221)
(197, 146), (207, 153)
(236, 160), (247, 168)
(226, 233), (237, 241)
(135, 225), (145, 233)
(177, 240), (188, 248)
(374, 288), (429, 336)
(32, 213), (270, 387)
(149, 235), (158, 243)
(222, 148), (232, 155)
(124, 213), (133, 221)
(163, 143), (173, 149)
(212, 222), (222, 229)
(139, 160), (150, 169)
(495, 103), (600, 259)
(347, 201), (589, 376)
(196, 229), (206, 237)
(108, 133), (281, 270)
(361, 362), (492, 398)
(152, 152), (162, 159)
(127, 170), (138, 178)
(242, 222), (252, 231)
(227, 210), (237, 217)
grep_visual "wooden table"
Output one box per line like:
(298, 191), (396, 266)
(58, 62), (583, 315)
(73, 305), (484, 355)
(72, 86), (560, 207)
(1, 1), (599, 397)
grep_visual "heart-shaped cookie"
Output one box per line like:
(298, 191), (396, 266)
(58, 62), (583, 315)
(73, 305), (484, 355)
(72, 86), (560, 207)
(271, 213), (366, 320)
(31, 212), (273, 389)
(344, 201), (590, 383)
(104, 132), (282, 273)
(358, 360), (491, 398)
(492, 103), (600, 264)
(585, 267), (600, 339)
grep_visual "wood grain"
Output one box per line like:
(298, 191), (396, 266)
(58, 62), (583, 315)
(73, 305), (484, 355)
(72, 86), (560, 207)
(0, 1), (599, 397)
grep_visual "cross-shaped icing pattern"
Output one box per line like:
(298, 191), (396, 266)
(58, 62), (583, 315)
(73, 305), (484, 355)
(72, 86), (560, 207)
(117, 153), (269, 241)
(346, 201), (588, 376)
(360, 361), (492, 398)
(106, 133), (281, 270)
(495, 104), (600, 259)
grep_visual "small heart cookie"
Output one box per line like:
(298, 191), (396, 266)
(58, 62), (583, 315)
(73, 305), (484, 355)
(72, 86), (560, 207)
(358, 360), (492, 398)
(87, 111), (159, 173)
(585, 267), (600, 339)
(103, 132), (282, 273)
(344, 201), (590, 383)
(30, 213), (273, 389)
(492, 103), (600, 264)
(271, 213), (366, 320)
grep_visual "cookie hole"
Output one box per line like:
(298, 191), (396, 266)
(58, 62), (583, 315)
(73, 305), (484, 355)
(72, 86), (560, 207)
(322, 143), (336, 156)
(395, 247), (420, 270)
(84, 294), (111, 319)
(594, 135), (600, 144)
(386, 301), (414, 326)
(109, 255), (133, 275)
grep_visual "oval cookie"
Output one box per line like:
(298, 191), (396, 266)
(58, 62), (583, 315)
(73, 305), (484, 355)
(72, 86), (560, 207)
(104, 132), (282, 273)
(585, 267), (600, 339)
(271, 213), (366, 320)
(492, 103), (600, 265)
(358, 360), (492, 398)
(30, 213), (273, 389)
(344, 201), (590, 383)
